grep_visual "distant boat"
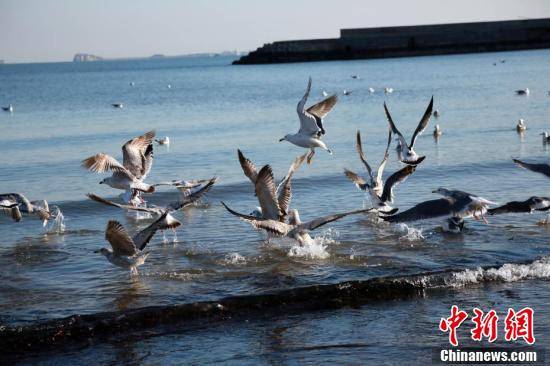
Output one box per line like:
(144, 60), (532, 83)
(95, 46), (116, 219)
(112, 103), (124, 109)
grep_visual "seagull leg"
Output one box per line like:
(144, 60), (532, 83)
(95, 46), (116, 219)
(306, 148), (315, 165)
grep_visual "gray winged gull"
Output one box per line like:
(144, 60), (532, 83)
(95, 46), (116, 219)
(540, 132), (550, 144)
(516, 119), (527, 133)
(384, 96), (434, 165)
(515, 88), (530, 96)
(222, 202), (370, 246)
(237, 149), (306, 222)
(2, 104), (13, 113)
(112, 103), (124, 108)
(82, 130), (156, 195)
(0, 193), (53, 226)
(433, 124), (442, 138)
(155, 136), (170, 146)
(513, 158), (550, 178)
(489, 196), (550, 225)
(344, 130), (415, 214)
(381, 188), (495, 232)
(95, 211), (173, 275)
(279, 78), (338, 164)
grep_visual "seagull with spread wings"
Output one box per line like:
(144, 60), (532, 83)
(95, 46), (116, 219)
(344, 130), (416, 214)
(95, 212), (173, 275)
(0, 193), (53, 226)
(237, 149), (306, 222)
(82, 130), (156, 195)
(222, 202), (370, 246)
(381, 188), (495, 232)
(279, 78), (338, 164)
(384, 97), (434, 165)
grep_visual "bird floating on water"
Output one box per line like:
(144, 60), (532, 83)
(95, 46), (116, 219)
(384, 87), (394, 94)
(433, 124), (442, 138)
(351, 75), (360, 79)
(539, 132), (550, 144)
(82, 130), (156, 195)
(155, 136), (170, 147)
(112, 103), (124, 109)
(516, 119), (527, 133)
(384, 96), (434, 165)
(279, 78), (338, 164)
(515, 88), (530, 96)
(343, 89), (352, 96)
(2, 104), (13, 113)
(368, 87), (375, 93)
(344, 130), (415, 214)
(433, 110), (440, 118)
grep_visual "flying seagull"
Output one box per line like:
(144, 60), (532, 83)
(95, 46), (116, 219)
(238, 149), (306, 222)
(0, 193), (52, 226)
(82, 130), (156, 195)
(488, 196), (550, 215)
(95, 212), (173, 275)
(384, 96), (434, 165)
(381, 188), (495, 232)
(344, 130), (414, 214)
(222, 202), (370, 245)
(279, 78), (338, 164)
(513, 158), (550, 178)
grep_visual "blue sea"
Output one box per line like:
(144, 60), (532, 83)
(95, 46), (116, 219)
(1, 51), (549, 364)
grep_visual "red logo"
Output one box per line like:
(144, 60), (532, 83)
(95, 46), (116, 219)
(471, 308), (499, 342)
(504, 307), (535, 345)
(439, 305), (469, 346)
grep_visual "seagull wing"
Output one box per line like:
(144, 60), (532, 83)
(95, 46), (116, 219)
(488, 200), (533, 215)
(0, 204), (22, 222)
(169, 177), (218, 211)
(299, 209), (371, 231)
(82, 153), (132, 178)
(277, 153), (307, 218)
(0, 193), (33, 213)
(122, 130), (155, 179)
(381, 198), (455, 223)
(255, 165), (282, 221)
(87, 193), (160, 214)
(409, 96), (434, 148)
(383, 102), (408, 148)
(380, 165), (416, 203)
(132, 211), (177, 251)
(306, 94), (338, 134)
(297, 78), (321, 135)
(105, 220), (138, 256)
(513, 158), (550, 178)
(375, 128), (393, 187)
(221, 201), (291, 236)
(344, 169), (369, 191)
(355, 130), (373, 180)
(237, 149), (258, 183)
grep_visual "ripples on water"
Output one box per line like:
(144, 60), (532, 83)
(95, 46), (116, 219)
(1, 50), (549, 362)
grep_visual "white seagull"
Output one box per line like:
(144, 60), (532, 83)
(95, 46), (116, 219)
(279, 78), (338, 164)
(516, 119), (527, 133)
(2, 104), (13, 113)
(82, 130), (156, 195)
(515, 88), (530, 96)
(112, 103), (124, 109)
(433, 124), (442, 138)
(384, 96), (434, 165)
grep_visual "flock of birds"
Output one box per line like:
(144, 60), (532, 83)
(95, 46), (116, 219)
(2, 77), (550, 275)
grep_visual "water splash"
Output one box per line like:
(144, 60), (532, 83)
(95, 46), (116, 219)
(221, 252), (247, 266)
(288, 234), (330, 260)
(45, 207), (65, 234)
(395, 223), (424, 241)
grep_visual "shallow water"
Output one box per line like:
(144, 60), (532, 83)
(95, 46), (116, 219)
(1, 51), (549, 361)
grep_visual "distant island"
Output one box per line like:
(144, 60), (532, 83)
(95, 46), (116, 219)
(73, 53), (103, 62)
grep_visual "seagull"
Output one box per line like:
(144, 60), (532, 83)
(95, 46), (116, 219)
(368, 87), (375, 93)
(351, 75), (360, 79)
(112, 103), (124, 108)
(237, 149), (306, 222)
(155, 136), (170, 146)
(167, 84), (172, 89)
(87, 176), (217, 220)
(513, 158), (550, 178)
(2, 104), (13, 113)
(515, 88), (529, 96)
(384, 87), (394, 94)
(0, 193), (52, 225)
(322, 90), (329, 97)
(516, 119), (527, 133)
(82, 130), (156, 195)
(488, 196), (550, 215)
(222, 202), (370, 246)
(381, 188), (495, 231)
(344, 130), (414, 214)
(95, 212), (172, 275)
(279, 78), (338, 164)
(130, 82), (135, 86)
(433, 124), (442, 138)
(433, 110), (440, 118)
(343, 89), (352, 96)
(540, 132), (550, 144)
(384, 96), (434, 165)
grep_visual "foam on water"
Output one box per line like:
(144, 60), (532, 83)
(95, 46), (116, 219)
(45, 208), (65, 234)
(221, 252), (247, 266)
(395, 223), (424, 241)
(287, 233), (334, 260)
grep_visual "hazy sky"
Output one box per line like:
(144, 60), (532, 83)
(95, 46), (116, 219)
(2, 0), (550, 63)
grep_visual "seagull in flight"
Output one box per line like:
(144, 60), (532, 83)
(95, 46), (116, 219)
(222, 202), (370, 246)
(513, 158), (550, 178)
(279, 78), (338, 164)
(82, 130), (156, 195)
(0, 193), (53, 226)
(344, 130), (415, 214)
(95, 212), (173, 275)
(384, 96), (434, 165)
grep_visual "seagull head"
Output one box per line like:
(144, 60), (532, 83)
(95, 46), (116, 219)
(279, 135), (290, 142)
(432, 187), (450, 196)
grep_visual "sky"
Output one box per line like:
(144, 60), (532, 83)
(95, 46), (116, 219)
(1, 0), (550, 63)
